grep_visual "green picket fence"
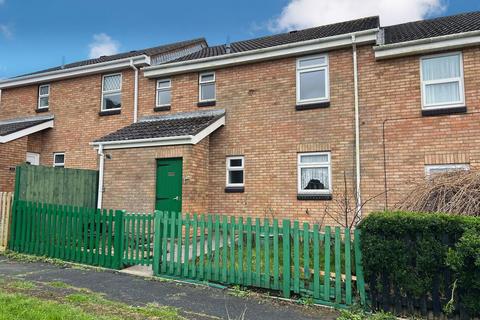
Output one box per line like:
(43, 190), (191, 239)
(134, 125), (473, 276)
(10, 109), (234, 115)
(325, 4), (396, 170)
(153, 212), (366, 307)
(122, 213), (154, 266)
(9, 200), (123, 269)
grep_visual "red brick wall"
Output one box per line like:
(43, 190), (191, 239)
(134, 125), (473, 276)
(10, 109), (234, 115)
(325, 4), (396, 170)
(0, 136), (27, 191)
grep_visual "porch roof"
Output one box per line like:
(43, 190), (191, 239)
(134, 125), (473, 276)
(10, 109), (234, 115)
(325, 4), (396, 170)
(92, 109), (225, 149)
(0, 115), (54, 143)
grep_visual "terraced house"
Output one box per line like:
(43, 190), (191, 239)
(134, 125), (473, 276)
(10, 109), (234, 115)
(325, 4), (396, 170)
(1, 11), (480, 224)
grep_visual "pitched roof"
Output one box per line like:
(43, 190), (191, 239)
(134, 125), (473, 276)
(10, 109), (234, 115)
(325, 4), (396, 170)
(383, 11), (480, 45)
(168, 16), (379, 63)
(18, 38), (206, 77)
(0, 115), (54, 137)
(94, 110), (225, 143)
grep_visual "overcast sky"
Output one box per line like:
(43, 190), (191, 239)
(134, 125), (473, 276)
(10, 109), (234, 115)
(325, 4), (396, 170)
(1, 0), (479, 78)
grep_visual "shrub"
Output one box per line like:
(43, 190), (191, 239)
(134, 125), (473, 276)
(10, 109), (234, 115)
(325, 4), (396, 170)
(358, 211), (480, 317)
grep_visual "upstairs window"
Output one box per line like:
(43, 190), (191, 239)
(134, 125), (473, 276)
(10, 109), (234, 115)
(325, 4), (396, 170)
(425, 164), (469, 178)
(421, 53), (464, 109)
(53, 152), (65, 168)
(156, 79), (171, 107)
(38, 84), (50, 109)
(298, 152), (331, 194)
(296, 55), (329, 104)
(199, 72), (215, 102)
(226, 156), (244, 187)
(101, 73), (122, 111)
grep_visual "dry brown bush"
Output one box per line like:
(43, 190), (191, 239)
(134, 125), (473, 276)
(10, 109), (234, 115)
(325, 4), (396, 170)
(394, 169), (480, 216)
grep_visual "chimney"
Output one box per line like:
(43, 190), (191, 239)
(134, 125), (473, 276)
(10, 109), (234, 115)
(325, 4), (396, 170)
(225, 35), (231, 54)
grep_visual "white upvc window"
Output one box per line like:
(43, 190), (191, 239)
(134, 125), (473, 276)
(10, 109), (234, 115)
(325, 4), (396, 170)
(53, 152), (65, 168)
(425, 163), (469, 177)
(420, 52), (465, 110)
(298, 152), (331, 194)
(156, 79), (171, 107)
(101, 73), (122, 111)
(38, 84), (50, 109)
(199, 72), (216, 102)
(226, 156), (244, 187)
(296, 54), (329, 105)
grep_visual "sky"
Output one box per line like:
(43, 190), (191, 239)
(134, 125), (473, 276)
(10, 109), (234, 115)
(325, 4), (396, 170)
(0, 0), (479, 78)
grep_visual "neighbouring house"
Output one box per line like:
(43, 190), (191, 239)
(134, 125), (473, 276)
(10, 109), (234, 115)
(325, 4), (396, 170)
(1, 11), (480, 224)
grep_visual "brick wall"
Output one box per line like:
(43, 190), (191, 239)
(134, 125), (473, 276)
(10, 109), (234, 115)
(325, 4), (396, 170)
(0, 136), (27, 191)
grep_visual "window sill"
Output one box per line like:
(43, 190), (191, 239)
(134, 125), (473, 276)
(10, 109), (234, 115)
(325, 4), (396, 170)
(35, 108), (49, 113)
(225, 186), (244, 193)
(422, 106), (466, 117)
(99, 109), (121, 116)
(154, 105), (171, 112)
(198, 100), (216, 107)
(297, 194), (332, 200)
(296, 101), (330, 111)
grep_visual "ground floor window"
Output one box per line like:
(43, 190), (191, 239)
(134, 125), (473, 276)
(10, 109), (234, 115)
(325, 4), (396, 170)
(297, 152), (331, 194)
(226, 156), (244, 187)
(53, 152), (65, 168)
(424, 163), (469, 177)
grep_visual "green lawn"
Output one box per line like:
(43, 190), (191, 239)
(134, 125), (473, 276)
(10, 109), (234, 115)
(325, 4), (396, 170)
(0, 279), (183, 320)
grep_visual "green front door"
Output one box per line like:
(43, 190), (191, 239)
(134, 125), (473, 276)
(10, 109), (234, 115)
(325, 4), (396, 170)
(155, 158), (182, 214)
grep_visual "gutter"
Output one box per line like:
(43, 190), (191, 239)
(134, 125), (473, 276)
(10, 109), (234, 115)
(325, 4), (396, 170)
(352, 35), (362, 220)
(129, 59), (139, 123)
(144, 28), (379, 77)
(0, 55), (151, 89)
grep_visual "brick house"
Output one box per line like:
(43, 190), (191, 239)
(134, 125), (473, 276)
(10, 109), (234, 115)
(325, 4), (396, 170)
(1, 12), (479, 225)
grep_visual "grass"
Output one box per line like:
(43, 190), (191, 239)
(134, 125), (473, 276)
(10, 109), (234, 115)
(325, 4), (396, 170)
(0, 278), (184, 320)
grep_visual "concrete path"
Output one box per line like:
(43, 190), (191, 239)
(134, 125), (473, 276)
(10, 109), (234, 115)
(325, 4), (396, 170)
(0, 256), (339, 320)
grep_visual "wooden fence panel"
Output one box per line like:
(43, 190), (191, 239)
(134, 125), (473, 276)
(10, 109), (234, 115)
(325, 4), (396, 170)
(153, 212), (366, 308)
(121, 212), (154, 266)
(14, 164), (98, 208)
(0, 192), (13, 251)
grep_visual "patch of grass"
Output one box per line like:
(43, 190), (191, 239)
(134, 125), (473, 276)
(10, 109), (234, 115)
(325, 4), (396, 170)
(3, 251), (67, 267)
(229, 285), (250, 298)
(7, 280), (37, 290)
(48, 281), (70, 289)
(298, 295), (314, 307)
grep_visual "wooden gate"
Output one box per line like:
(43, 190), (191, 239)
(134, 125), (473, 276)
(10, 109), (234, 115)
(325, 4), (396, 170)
(152, 212), (366, 307)
(122, 213), (154, 266)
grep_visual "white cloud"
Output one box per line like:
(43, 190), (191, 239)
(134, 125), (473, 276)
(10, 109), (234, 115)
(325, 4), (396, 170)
(88, 33), (120, 58)
(0, 24), (12, 38)
(270, 0), (447, 32)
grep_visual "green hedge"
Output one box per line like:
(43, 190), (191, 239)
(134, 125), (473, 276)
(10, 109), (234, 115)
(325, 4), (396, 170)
(358, 211), (480, 317)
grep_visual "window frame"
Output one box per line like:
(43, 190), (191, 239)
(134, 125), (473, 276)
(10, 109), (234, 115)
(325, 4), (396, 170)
(53, 152), (65, 168)
(424, 163), (469, 177)
(37, 84), (50, 110)
(420, 52), (465, 110)
(156, 78), (172, 107)
(198, 71), (216, 102)
(226, 156), (244, 188)
(297, 152), (332, 195)
(296, 54), (330, 105)
(101, 73), (122, 111)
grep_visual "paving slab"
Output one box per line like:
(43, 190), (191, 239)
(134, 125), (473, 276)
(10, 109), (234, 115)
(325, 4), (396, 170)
(0, 256), (339, 320)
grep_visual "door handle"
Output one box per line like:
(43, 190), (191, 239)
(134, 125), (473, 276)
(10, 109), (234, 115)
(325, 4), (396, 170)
(173, 196), (179, 200)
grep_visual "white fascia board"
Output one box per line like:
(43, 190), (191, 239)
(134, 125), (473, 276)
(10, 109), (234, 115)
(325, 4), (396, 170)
(92, 115), (225, 150)
(374, 30), (480, 60)
(0, 120), (54, 143)
(0, 55), (151, 89)
(143, 29), (378, 77)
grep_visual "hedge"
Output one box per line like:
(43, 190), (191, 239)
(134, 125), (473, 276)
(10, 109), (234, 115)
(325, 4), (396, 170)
(358, 211), (480, 317)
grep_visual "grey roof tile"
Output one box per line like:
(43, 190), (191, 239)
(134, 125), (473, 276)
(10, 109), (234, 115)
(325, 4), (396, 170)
(383, 11), (480, 45)
(95, 110), (225, 143)
(0, 115), (54, 136)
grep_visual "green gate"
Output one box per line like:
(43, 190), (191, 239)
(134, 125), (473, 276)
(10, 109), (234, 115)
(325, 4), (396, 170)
(152, 212), (366, 307)
(122, 213), (154, 266)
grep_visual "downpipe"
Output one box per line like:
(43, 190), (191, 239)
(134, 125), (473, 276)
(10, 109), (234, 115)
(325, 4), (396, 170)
(97, 144), (105, 209)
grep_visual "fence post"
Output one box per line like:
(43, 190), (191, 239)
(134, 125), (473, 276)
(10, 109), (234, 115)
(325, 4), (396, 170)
(113, 210), (125, 270)
(153, 210), (162, 276)
(354, 229), (366, 306)
(282, 219), (291, 298)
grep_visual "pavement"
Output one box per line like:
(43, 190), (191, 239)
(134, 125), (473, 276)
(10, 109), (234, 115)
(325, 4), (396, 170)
(0, 255), (339, 320)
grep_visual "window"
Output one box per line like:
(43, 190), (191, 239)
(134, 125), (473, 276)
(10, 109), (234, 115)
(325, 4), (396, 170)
(199, 72), (215, 102)
(298, 152), (331, 194)
(38, 84), (50, 109)
(226, 156), (244, 187)
(425, 164), (469, 177)
(421, 53), (464, 109)
(156, 79), (171, 107)
(53, 153), (65, 168)
(296, 55), (329, 104)
(101, 73), (122, 111)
